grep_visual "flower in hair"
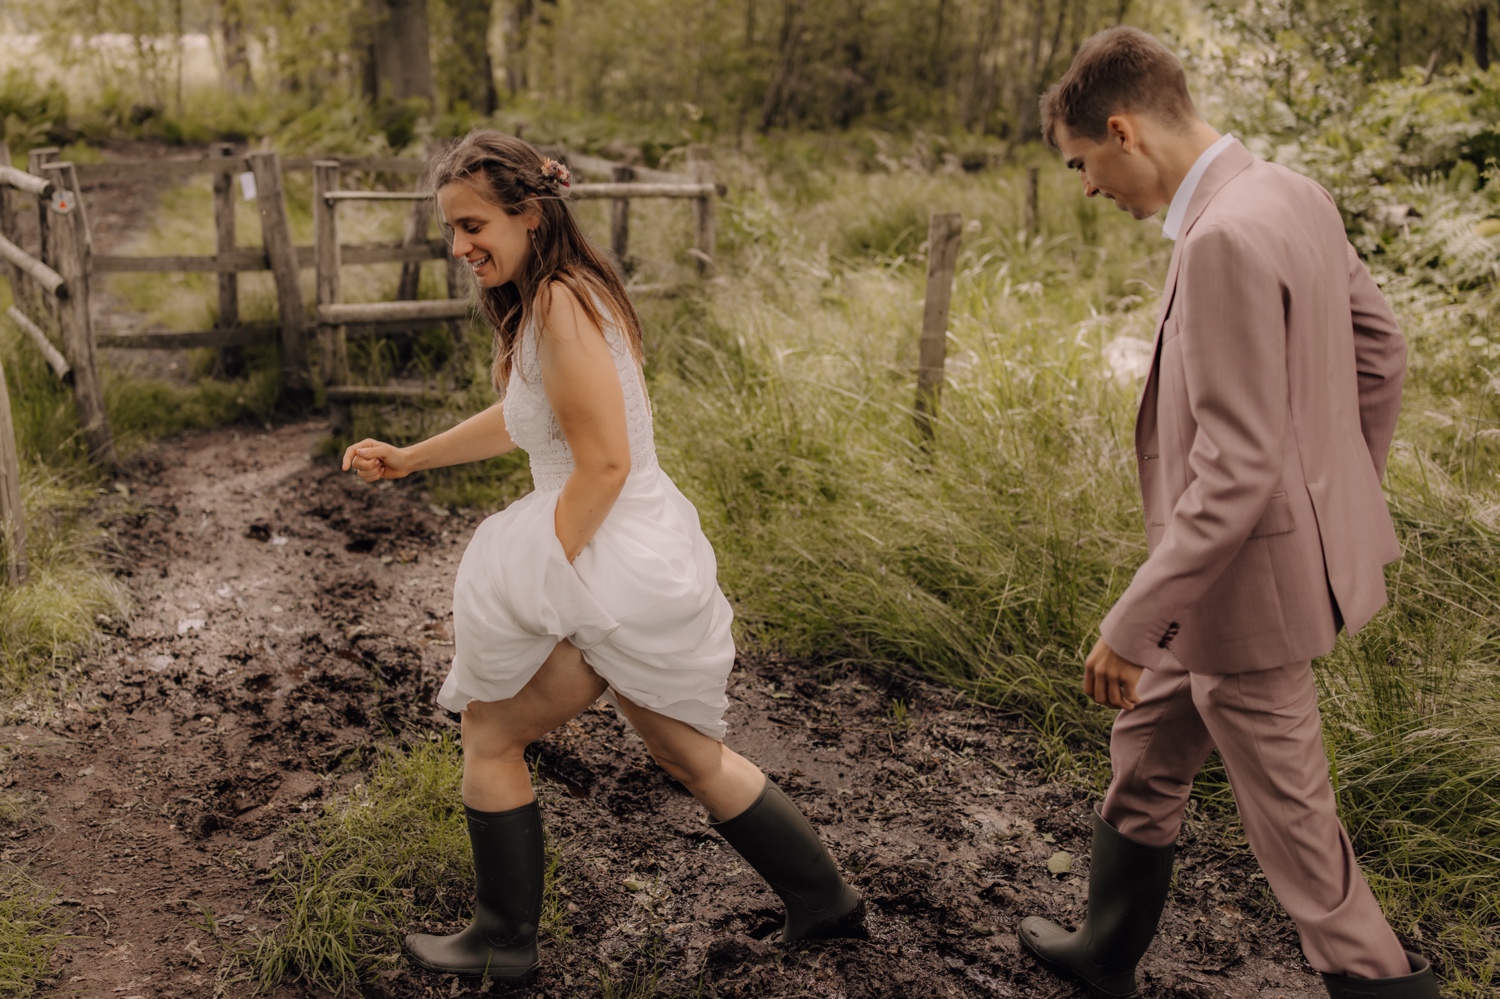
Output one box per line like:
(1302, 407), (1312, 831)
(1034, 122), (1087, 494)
(540, 158), (572, 190)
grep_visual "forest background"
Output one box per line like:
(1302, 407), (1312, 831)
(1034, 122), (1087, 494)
(1, 0), (1499, 996)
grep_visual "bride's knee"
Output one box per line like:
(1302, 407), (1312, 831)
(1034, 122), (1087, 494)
(644, 740), (721, 788)
(460, 705), (533, 761)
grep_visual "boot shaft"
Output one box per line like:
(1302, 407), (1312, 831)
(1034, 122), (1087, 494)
(465, 801), (544, 943)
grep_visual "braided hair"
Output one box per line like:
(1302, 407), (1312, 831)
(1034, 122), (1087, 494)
(429, 131), (644, 389)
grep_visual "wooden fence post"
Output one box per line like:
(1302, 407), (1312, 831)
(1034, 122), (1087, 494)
(397, 178), (432, 301)
(313, 160), (351, 435)
(0, 139), (22, 297)
(26, 147), (59, 321)
(609, 164), (633, 272)
(248, 151), (312, 406)
(0, 352), (27, 585)
(42, 163), (116, 467)
(687, 146), (716, 278)
(914, 211), (963, 440)
(210, 142), (242, 375)
(1025, 166), (1040, 242)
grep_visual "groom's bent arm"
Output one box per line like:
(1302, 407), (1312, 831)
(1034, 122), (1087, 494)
(1100, 222), (1289, 667)
(1345, 242), (1406, 481)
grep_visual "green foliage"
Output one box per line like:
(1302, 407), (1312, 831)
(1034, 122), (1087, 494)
(0, 70), (70, 150)
(1203, 0), (1481, 86)
(501, 0), (1183, 138)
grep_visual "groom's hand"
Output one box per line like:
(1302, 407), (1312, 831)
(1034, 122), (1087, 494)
(1084, 638), (1144, 710)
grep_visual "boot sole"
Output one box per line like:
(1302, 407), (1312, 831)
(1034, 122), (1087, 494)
(403, 938), (540, 981)
(405, 952), (539, 982)
(782, 896), (869, 943)
(1018, 929), (1138, 999)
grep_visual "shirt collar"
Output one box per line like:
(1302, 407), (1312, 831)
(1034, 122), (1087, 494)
(1161, 133), (1235, 241)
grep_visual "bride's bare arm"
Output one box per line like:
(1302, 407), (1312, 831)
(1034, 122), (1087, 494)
(342, 401), (517, 482)
(539, 283), (632, 561)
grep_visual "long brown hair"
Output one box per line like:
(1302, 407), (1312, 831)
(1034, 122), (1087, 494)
(429, 131), (644, 390)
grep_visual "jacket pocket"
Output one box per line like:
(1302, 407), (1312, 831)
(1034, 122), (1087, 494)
(1248, 491), (1296, 539)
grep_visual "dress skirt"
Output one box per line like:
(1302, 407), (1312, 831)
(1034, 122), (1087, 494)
(438, 465), (735, 740)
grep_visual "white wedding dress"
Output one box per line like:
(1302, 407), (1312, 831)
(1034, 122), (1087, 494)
(437, 299), (735, 740)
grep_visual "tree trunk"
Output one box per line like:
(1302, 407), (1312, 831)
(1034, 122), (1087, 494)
(442, 0), (498, 112)
(499, 0), (535, 94)
(219, 0), (254, 93)
(1010, 0), (1069, 148)
(369, 0), (437, 107)
(931, 0), (948, 86)
(759, 0), (805, 132)
(962, 0), (1004, 133)
(1477, 3), (1491, 70)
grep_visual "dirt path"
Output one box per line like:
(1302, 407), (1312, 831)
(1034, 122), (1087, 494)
(4, 421), (1329, 998)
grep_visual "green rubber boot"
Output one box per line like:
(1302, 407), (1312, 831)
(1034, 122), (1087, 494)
(1018, 805), (1175, 999)
(404, 800), (543, 980)
(710, 778), (866, 942)
(1322, 952), (1441, 999)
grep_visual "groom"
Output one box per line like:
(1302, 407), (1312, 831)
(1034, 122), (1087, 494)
(1018, 27), (1439, 999)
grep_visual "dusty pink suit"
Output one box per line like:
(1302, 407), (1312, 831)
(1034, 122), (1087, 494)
(1098, 138), (1411, 979)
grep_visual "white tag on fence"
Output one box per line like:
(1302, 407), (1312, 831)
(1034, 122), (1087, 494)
(239, 171), (257, 201)
(49, 188), (75, 214)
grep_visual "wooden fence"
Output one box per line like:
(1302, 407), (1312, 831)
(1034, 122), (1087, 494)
(0, 140), (719, 585)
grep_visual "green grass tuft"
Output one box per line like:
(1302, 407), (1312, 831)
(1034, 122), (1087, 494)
(248, 735), (572, 993)
(0, 864), (70, 999)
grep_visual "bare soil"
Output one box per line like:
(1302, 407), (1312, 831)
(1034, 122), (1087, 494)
(2, 421), (1330, 999)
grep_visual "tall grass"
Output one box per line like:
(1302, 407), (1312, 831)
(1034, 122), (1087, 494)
(649, 153), (1162, 764)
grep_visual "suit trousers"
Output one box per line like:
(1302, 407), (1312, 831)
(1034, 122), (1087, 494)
(1100, 658), (1408, 979)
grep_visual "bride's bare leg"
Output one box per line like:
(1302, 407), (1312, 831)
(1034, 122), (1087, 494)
(612, 694), (864, 940)
(460, 640), (607, 812)
(609, 696), (765, 819)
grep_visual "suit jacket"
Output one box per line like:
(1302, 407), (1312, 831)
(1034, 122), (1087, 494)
(1099, 139), (1406, 674)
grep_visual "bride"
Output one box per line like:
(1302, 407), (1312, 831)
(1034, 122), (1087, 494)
(342, 131), (865, 980)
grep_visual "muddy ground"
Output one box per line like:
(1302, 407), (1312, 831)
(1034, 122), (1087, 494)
(0, 419), (1343, 999)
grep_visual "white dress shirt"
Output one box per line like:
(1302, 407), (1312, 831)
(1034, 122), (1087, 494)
(1162, 133), (1236, 241)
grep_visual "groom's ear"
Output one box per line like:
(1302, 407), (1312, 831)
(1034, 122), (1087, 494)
(1105, 114), (1135, 151)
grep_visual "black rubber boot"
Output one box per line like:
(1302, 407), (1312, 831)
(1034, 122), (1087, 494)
(404, 800), (544, 979)
(710, 778), (866, 942)
(1322, 952), (1442, 999)
(1018, 805), (1175, 999)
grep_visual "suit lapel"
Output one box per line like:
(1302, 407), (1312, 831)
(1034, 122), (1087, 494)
(1134, 140), (1258, 454)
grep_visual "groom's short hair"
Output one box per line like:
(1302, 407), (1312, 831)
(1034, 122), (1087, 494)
(1040, 27), (1197, 151)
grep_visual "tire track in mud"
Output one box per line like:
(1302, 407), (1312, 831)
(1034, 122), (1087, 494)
(4, 420), (1326, 998)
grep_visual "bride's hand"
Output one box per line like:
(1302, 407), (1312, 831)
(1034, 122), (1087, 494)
(342, 439), (414, 481)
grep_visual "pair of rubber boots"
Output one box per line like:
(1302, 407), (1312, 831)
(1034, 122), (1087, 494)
(404, 777), (865, 980)
(1018, 807), (1440, 999)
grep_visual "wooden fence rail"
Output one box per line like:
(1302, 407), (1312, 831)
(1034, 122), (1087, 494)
(0, 232), (67, 297)
(6, 306), (70, 380)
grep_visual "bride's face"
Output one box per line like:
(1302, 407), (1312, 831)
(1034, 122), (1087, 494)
(438, 181), (537, 288)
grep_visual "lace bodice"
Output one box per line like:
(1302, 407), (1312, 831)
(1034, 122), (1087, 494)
(501, 302), (658, 492)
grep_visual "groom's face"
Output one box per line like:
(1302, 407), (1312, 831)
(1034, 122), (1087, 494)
(1055, 120), (1163, 221)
